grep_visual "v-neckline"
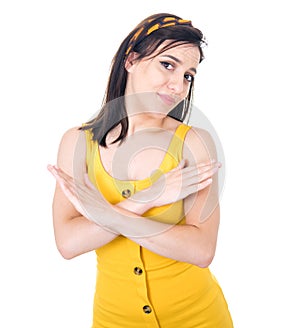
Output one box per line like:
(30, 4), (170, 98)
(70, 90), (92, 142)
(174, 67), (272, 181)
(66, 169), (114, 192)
(97, 123), (183, 185)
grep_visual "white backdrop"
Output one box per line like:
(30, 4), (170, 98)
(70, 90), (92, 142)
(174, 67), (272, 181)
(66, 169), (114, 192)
(1, 0), (299, 327)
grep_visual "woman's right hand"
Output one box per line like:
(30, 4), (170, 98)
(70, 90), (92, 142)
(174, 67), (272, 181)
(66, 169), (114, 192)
(129, 159), (221, 210)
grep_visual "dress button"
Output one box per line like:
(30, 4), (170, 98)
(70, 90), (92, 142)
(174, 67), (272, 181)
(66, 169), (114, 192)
(143, 305), (152, 314)
(122, 189), (131, 198)
(133, 267), (143, 275)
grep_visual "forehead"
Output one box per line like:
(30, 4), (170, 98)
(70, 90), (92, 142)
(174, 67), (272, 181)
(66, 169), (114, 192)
(154, 41), (201, 65)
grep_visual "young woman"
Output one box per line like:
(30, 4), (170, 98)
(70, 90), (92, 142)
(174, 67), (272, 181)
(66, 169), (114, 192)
(48, 13), (234, 327)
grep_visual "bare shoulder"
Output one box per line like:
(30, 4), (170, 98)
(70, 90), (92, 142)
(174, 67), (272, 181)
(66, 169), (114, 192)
(57, 126), (86, 175)
(183, 126), (217, 164)
(58, 126), (82, 155)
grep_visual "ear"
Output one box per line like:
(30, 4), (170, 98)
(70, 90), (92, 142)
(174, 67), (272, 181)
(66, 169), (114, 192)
(125, 52), (139, 72)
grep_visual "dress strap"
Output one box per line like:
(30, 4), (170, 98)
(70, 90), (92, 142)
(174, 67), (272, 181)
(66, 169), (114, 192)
(175, 123), (192, 141)
(166, 124), (192, 162)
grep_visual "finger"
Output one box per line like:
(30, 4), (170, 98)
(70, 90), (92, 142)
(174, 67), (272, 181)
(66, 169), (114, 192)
(182, 161), (220, 180)
(189, 178), (213, 193)
(175, 159), (214, 173)
(48, 166), (102, 215)
(83, 173), (98, 191)
(74, 175), (108, 206)
(56, 178), (94, 216)
(197, 178), (213, 190)
(48, 165), (67, 186)
(199, 165), (220, 180)
(49, 166), (82, 199)
(56, 176), (78, 200)
(177, 159), (186, 169)
(196, 159), (217, 168)
(182, 160), (217, 174)
(54, 167), (97, 198)
(196, 161), (221, 172)
(184, 165), (220, 186)
(53, 167), (89, 198)
(197, 163), (221, 176)
(168, 159), (186, 173)
(47, 164), (59, 178)
(52, 166), (75, 184)
(48, 165), (72, 184)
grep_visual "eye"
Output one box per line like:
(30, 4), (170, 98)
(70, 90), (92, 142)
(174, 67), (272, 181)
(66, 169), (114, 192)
(160, 61), (174, 70)
(184, 73), (194, 83)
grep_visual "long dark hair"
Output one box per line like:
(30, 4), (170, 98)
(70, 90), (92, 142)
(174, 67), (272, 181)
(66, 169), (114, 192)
(80, 13), (207, 147)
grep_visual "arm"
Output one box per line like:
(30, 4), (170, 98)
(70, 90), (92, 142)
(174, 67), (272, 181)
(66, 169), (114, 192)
(51, 127), (220, 265)
(50, 127), (119, 260)
(115, 158), (217, 216)
(124, 127), (221, 267)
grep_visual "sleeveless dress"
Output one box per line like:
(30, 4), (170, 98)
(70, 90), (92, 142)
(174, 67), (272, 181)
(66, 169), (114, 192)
(84, 123), (233, 328)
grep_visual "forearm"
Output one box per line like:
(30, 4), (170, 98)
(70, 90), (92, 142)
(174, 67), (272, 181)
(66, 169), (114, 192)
(115, 197), (151, 215)
(129, 223), (214, 267)
(54, 215), (119, 259)
(110, 205), (217, 267)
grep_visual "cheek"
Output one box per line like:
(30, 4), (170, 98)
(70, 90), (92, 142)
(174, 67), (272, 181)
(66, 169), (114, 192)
(149, 67), (170, 86)
(141, 67), (167, 88)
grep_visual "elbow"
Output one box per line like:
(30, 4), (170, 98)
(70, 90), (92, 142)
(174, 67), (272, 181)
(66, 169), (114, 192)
(56, 241), (78, 260)
(196, 250), (215, 268)
(58, 249), (75, 260)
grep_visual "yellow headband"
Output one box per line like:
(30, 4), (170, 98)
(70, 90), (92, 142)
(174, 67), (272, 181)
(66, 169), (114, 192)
(125, 16), (192, 56)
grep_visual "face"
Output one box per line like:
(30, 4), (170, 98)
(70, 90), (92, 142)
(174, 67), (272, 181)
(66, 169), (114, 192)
(125, 41), (200, 115)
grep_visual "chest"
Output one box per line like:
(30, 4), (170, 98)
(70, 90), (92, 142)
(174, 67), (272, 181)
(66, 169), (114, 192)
(99, 130), (175, 181)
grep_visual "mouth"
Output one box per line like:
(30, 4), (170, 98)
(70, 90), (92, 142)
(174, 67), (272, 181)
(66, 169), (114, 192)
(157, 93), (177, 107)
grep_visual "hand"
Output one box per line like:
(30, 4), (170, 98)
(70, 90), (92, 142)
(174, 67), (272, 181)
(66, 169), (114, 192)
(130, 159), (221, 208)
(47, 165), (168, 237)
(47, 165), (119, 231)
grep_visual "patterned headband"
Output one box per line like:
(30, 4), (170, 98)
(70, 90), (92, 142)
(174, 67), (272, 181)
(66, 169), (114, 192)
(125, 16), (192, 56)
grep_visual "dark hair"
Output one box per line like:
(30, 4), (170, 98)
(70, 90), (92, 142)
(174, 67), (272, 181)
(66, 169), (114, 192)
(81, 13), (207, 147)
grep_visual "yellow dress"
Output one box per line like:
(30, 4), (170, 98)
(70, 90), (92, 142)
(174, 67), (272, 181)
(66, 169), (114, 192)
(84, 123), (233, 328)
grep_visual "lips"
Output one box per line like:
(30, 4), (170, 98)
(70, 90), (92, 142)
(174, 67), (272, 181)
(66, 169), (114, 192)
(157, 93), (177, 106)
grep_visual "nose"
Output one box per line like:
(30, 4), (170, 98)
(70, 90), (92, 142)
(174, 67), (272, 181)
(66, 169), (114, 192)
(167, 73), (185, 95)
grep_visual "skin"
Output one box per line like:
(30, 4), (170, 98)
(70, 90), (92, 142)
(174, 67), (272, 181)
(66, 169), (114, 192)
(48, 41), (221, 268)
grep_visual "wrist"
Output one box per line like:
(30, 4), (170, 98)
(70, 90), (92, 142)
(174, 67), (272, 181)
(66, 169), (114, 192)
(116, 198), (151, 216)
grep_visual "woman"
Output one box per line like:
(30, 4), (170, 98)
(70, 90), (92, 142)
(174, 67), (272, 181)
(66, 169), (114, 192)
(48, 13), (233, 327)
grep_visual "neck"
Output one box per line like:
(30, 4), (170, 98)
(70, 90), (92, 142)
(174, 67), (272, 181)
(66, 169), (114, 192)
(123, 90), (170, 134)
(127, 112), (168, 135)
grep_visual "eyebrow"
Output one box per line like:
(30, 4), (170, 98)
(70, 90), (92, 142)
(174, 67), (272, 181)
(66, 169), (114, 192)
(161, 54), (197, 74)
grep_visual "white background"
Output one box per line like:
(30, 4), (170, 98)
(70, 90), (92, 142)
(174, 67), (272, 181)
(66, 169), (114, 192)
(1, 0), (299, 327)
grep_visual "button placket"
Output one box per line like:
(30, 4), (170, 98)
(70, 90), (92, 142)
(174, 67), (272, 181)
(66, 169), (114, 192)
(126, 240), (159, 326)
